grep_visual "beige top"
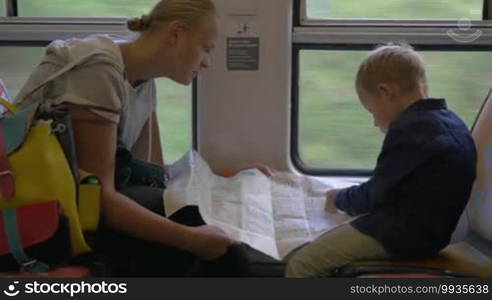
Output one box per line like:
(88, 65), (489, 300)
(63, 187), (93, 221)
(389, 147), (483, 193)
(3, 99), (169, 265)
(14, 35), (156, 149)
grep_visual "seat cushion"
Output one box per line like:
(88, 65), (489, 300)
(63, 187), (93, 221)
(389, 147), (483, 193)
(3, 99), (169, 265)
(336, 242), (492, 277)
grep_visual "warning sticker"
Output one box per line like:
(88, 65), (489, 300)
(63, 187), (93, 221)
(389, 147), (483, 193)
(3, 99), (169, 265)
(227, 37), (259, 71)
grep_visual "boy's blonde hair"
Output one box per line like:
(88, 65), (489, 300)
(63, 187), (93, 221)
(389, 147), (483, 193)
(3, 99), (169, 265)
(356, 43), (428, 96)
(127, 0), (216, 32)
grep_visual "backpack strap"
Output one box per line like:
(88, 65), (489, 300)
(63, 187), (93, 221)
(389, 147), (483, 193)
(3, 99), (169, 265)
(2, 209), (49, 273)
(0, 126), (14, 199)
(0, 97), (19, 199)
(0, 97), (18, 114)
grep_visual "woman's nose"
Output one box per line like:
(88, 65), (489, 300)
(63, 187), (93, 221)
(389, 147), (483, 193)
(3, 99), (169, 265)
(201, 55), (212, 69)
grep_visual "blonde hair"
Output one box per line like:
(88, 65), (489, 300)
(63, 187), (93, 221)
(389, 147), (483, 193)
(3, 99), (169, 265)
(356, 43), (428, 96)
(127, 0), (216, 32)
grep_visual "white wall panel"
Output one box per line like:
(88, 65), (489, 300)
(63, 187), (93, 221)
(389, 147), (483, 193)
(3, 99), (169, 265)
(198, 0), (293, 172)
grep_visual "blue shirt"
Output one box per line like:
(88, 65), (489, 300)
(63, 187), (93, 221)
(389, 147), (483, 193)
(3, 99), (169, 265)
(335, 99), (477, 259)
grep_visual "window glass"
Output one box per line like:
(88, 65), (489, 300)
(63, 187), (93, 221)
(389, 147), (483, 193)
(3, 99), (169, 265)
(0, 47), (45, 99)
(0, 1), (5, 16)
(19, 0), (156, 18)
(155, 79), (192, 164)
(0, 47), (191, 164)
(306, 0), (483, 20)
(298, 50), (492, 170)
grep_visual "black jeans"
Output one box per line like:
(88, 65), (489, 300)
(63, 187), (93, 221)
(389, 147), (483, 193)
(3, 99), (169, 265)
(94, 184), (252, 277)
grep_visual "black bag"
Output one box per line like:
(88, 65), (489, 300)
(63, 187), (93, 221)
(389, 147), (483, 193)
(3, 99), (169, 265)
(114, 141), (167, 190)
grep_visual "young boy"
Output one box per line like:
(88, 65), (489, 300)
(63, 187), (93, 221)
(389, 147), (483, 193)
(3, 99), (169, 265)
(286, 44), (477, 278)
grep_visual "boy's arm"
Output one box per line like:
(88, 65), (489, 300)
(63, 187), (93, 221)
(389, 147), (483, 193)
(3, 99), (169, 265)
(334, 133), (443, 216)
(334, 180), (373, 215)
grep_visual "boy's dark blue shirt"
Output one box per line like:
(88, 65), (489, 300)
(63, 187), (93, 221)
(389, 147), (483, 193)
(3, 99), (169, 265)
(335, 99), (477, 259)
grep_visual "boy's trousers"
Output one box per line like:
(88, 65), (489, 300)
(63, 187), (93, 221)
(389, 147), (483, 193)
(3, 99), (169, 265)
(286, 223), (390, 278)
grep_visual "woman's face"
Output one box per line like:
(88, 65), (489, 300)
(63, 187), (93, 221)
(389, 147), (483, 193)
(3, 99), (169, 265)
(171, 15), (218, 85)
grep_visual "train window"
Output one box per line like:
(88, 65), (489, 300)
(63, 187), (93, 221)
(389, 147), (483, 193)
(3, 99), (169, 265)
(0, 47), (191, 164)
(18, 0), (155, 17)
(154, 79), (192, 164)
(298, 50), (492, 170)
(0, 1), (5, 16)
(304, 0), (483, 21)
(0, 47), (45, 97)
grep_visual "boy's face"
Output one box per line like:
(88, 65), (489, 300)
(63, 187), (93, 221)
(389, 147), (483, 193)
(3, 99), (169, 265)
(357, 84), (403, 134)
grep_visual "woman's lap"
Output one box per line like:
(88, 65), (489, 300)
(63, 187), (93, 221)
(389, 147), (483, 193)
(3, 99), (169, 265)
(94, 184), (251, 277)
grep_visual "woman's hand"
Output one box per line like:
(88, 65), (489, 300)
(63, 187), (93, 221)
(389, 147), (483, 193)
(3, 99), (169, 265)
(250, 163), (275, 177)
(325, 188), (343, 213)
(188, 225), (237, 260)
(220, 163), (275, 178)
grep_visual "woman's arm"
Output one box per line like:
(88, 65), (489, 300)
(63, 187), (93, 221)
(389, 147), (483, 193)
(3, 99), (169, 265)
(70, 108), (232, 259)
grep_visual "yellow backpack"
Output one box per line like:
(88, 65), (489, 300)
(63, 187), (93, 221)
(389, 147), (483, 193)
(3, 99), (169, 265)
(0, 98), (100, 272)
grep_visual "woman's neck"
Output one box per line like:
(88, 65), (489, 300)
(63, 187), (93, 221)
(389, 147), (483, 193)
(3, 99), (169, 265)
(119, 35), (172, 86)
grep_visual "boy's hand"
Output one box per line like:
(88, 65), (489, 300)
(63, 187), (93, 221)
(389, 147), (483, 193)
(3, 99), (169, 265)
(325, 188), (343, 213)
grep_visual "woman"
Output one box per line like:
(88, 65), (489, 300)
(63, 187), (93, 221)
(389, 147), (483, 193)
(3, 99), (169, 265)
(14, 0), (271, 276)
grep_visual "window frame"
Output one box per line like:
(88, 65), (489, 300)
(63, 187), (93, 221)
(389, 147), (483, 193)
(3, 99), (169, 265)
(300, 0), (492, 25)
(5, 0), (16, 17)
(293, 0), (492, 176)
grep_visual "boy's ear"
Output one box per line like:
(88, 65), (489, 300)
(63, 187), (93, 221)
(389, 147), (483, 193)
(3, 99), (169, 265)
(377, 82), (399, 101)
(377, 83), (391, 99)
